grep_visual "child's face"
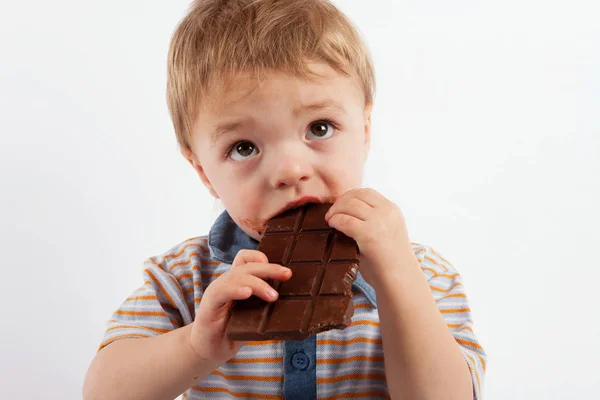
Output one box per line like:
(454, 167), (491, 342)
(184, 62), (372, 241)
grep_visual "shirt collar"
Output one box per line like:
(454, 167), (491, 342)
(208, 210), (377, 308)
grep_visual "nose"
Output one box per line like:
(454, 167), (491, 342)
(267, 146), (312, 189)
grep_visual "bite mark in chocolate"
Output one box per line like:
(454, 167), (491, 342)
(226, 203), (359, 341)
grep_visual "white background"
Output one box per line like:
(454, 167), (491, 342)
(1, 0), (598, 399)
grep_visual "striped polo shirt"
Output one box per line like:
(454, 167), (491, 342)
(100, 210), (487, 399)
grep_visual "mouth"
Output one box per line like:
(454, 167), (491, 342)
(255, 196), (325, 237)
(266, 196), (322, 222)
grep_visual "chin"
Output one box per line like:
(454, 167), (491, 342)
(236, 217), (266, 240)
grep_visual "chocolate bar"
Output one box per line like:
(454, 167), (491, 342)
(226, 203), (359, 341)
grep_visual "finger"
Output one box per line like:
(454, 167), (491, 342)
(232, 274), (282, 302)
(327, 213), (363, 240)
(325, 197), (372, 222)
(233, 262), (292, 281)
(201, 272), (281, 312)
(336, 188), (383, 208)
(232, 249), (269, 267)
(201, 279), (255, 312)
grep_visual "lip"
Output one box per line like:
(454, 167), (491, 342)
(274, 196), (322, 218)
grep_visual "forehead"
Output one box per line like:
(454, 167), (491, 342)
(200, 62), (365, 119)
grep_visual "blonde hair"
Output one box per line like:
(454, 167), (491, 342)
(166, 0), (376, 152)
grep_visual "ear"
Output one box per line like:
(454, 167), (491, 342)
(180, 146), (220, 199)
(363, 102), (373, 159)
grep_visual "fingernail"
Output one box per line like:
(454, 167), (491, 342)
(281, 266), (291, 273)
(267, 288), (277, 299)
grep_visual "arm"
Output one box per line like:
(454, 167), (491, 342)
(324, 189), (486, 400)
(83, 325), (219, 400)
(374, 259), (473, 400)
(84, 250), (290, 400)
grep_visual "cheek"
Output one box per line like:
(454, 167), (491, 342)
(214, 179), (264, 222)
(323, 139), (365, 192)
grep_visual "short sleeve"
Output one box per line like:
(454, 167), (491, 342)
(98, 258), (194, 352)
(415, 244), (488, 400)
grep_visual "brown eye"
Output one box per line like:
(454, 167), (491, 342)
(230, 141), (258, 161)
(307, 121), (334, 140)
(237, 142), (254, 156)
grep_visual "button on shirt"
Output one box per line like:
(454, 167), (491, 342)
(292, 352), (309, 370)
(100, 210), (487, 399)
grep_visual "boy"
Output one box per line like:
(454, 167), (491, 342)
(84, 0), (487, 399)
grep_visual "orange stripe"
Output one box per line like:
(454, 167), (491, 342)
(436, 273), (459, 279)
(169, 257), (193, 268)
(423, 254), (443, 266)
(456, 326), (474, 333)
(421, 267), (439, 276)
(430, 281), (462, 293)
(163, 241), (209, 260)
(440, 307), (471, 314)
(350, 320), (380, 327)
(147, 258), (164, 268)
(191, 387), (282, 399)
(439, 293), (466, 299)
(146, 269), (177, 309)
(178, 272), (193, 280)
(193, 247), (218, 262)
(319, 391), (390, 399)
(246, 340), (281, 346)
(317, 373), (386, 384)
(172, 252), (222, 269)
(456, 338), (484, 350)
(318, 355), (385, 364)
(424, 255), (449, 272)
(154, 242), (221, 269)
(125, 295), (158, 302)
(106, 325), (170, 334)
(354, 304), (372, 309)
(211, 370), (283, 382)
(476, 352), (487, 371)
(115, 310), (167, 317)
(184, 287), (195, 296)
(227, 357), (283, 363)
(317, 338), (382, 346)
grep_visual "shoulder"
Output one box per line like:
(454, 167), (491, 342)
(141, 235), (221, 280)
(410, 241), (463, 281)
(134, 236), (226, 319)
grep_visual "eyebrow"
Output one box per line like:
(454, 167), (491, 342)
(292, 99), (347, 118)
(211, 100), (347, 145)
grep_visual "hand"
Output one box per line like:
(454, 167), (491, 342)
(325, 188), (419, 286)
(189, 250), (292, 365)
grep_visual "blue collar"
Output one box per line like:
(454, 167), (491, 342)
(207, 210), (377, 308)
